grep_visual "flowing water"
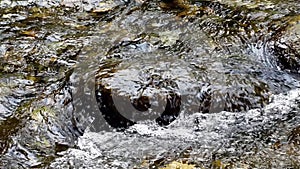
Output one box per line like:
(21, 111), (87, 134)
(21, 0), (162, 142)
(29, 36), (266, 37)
(0, 0), (300, 168)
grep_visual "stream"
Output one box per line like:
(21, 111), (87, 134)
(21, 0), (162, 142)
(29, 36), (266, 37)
(0, 0), (300, 168)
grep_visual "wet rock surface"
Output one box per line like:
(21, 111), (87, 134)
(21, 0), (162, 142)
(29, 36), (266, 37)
(0, 0), (299, 168)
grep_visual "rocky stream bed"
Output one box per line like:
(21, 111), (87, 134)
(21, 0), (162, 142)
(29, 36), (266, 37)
(0, 0), (300, 168)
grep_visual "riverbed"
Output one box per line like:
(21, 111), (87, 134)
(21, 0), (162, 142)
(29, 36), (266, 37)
(0, 0), (300, 168)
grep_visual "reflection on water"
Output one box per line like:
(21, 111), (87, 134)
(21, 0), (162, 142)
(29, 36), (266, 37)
(0, 0), (299, 168)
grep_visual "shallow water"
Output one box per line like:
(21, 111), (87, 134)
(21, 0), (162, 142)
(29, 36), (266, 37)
(0, 0), (299, 168)
(51, 88), (300, 168)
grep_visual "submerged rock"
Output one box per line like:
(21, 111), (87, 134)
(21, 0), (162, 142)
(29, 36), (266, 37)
(93, 31), (272, 130)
